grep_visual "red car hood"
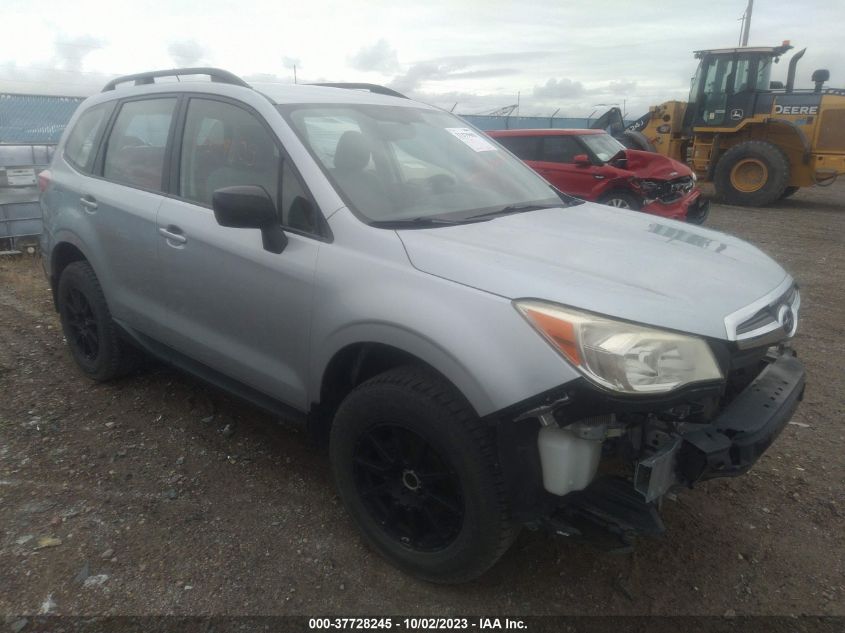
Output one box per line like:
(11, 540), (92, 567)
(614, 149), (692, 180)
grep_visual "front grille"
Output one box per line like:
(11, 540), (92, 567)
(652, 176), (694, 203)
(735, 285), (795, 335)
(728, 284), (800, 349)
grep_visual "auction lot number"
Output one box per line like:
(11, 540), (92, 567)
(309, 618), (527, 630)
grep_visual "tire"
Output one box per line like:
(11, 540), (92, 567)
(714, 141), (790, 206)
(780, 186), (800, 199)
(685, 199), (711, 225)
(330, 365), (518, 583)
(57, 261), (140, 381)
(599, 191), (642, 211)
(620, 130), (656, 152)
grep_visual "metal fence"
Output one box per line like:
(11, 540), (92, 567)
(461, 115), (595, 131)
(0, 93), (83, 143)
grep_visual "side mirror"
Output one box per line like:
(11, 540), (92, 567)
(573, 153), (592, 166)
(212, 185), (287, 254)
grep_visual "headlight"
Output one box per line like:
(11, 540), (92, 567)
(515, 300), (722, 394)
(691, 172), (698, 182)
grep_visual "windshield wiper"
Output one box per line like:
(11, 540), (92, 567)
(369, 216), (485, 228)
(467, 203), (560, 220)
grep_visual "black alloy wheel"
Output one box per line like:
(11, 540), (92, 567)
(353, 423), (464, 552)
(57, 261), (140, 381)
(63, 287), (100, 361)
(330, 365), (518, 583)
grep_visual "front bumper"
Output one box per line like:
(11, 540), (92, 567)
(682, 352), (805, 480)
(642, 188), (705, 222)
(635, 351), (806, 501)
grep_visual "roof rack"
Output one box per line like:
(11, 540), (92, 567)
(102, 67), (251, 92)
(309, 83), (407, 99)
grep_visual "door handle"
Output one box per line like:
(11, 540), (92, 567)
(158, 226), (187, 244)
(593, 174), (606, 180)
(80, 196), (98, 211)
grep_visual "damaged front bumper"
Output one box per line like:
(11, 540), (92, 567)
(634, 351), (805, 502)
(491, 348), (806, 538)
(642, 188), (709, 223)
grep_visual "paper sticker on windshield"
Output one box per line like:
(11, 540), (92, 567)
(445, 128), (498, 152)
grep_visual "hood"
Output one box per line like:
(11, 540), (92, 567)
(397, 203), (789, 340)
(612, 149), (693, 181)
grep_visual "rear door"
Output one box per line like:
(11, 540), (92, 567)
(86, 96), (179, 335)
(155, 96), (323, 409)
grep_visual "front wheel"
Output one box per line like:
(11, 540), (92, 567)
(330, 366), (518, 583)
(714, 141), (790, 206)
(600, 191), (642, 211)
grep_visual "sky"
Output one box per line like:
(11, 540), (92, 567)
(1, 0), (843, 118)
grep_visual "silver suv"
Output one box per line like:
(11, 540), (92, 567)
(40, 68), (805, 583)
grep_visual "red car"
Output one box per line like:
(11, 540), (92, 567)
(487, 129), (709, 223)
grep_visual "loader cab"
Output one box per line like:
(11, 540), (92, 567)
(684, 44), (791, 129)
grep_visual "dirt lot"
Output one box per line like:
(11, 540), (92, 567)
(1, 183), (844, 617)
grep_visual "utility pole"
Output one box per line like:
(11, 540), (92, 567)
(740, 0), (754, 46)
(293, 65), (297, 84)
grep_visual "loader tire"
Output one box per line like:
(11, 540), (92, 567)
(714, 141), (790, 207)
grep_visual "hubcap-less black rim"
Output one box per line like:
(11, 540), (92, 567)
(353, 424), (464, 552)
(64, 288), (99, 361)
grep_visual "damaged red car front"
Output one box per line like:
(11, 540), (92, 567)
(488, 129), (710, 224)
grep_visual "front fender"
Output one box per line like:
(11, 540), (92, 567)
(310, 214), (577, 416)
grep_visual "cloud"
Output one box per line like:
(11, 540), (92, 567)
(54, 35), (105, 72)
(448, 68), (521, 80)
(602, 80), (637, 94)
(532, 78), (585, 99)
(167, 40), (207, 67)
(417, 51), (554, 67)
(388, 62), (445, 93)
(349, 39), (400, 73)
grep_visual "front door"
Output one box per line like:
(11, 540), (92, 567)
(155, 96), (324, 410)
(532, 136), (597, 199)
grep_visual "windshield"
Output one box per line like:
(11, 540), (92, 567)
(281, 104), (565, 224)
(579, 133), (626, 163)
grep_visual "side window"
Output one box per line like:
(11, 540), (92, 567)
(540, 136), (581, 163)
(103, 98), (176, 191)
(180, 99), (320, 235)
(497, 136), (541, 161)
(180, 99), (280, 208)
(64, 104), (111, 172)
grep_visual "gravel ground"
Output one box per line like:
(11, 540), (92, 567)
(1, 182), (843, 617)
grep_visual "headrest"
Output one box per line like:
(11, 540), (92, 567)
(333, 130), (371, 172)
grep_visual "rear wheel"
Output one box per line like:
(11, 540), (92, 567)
(600, 191), (642, 211)
(57, 261), (140, 381)
(330, 366), (518, 583)
(714, 141), (790, 206)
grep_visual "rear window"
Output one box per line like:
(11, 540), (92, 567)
(64, 104), (111, 172)
(102, 98), (177, 191)
(495, 135), (541, 161)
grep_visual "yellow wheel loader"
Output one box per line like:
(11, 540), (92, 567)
(607, 42), (845, 206)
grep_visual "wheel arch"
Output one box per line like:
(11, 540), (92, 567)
(310, 332), (492, 443)
(49, 239), (91, 311)
(718, 122), (807, 168)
